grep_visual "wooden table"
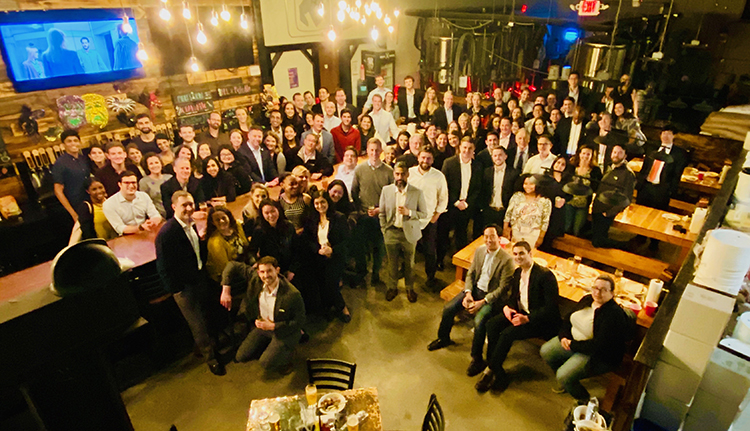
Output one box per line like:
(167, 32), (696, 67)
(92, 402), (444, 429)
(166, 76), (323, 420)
(628, 159), (722, 195)
(452, 237), (654, 328)
(247, 387), (382, 431)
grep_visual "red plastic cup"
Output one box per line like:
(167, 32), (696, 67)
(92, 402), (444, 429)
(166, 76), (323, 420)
(644, 301), (658, 317)
(629, 303), (642, 314)
(698, 172), (705, 181)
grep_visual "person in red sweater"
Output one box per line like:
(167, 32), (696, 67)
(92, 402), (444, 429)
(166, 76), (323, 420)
(330, 109), (361, 163)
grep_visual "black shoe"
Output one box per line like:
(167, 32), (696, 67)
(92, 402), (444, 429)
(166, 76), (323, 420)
(436, 262), (445, 271)
(475, 371), (495, 393)
(427, 338), (455, 351)
(407, 289), (418, 303)
(208, 360), (226, 376)
(338, 311), (352, 323)
(385, 289), (398, 301)
(491, 373), (510, 393)
(466, 358), (487, 377)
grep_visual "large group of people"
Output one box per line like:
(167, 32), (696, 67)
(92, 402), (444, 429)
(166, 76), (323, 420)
(50, 71), (681, 397)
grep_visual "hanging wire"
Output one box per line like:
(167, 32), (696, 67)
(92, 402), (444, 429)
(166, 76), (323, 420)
(610, 0), (623, 48)
(657, 0), (675, 53)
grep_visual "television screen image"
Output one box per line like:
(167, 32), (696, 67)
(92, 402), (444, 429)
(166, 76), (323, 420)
(0, 10), (145, 92)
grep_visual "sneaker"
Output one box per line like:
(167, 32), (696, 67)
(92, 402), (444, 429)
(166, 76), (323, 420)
(427, 338), (455, 351)
(466, 358), (487, 377)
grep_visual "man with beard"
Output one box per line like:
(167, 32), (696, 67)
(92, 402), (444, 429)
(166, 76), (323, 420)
(198, 111), (229, 154)
(131, 114), (159, 154)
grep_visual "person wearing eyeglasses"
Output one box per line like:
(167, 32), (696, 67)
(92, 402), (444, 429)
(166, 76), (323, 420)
(102, 170), (162, 235)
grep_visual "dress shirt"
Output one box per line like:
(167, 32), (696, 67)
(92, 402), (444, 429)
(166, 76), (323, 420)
(514, 148), (528, 171)
(369, 109), (398, 142)
(408, 166), (449, 229)
(445, 106), (454, 124)
(476, 248), (499, 293)
(248, 144), (266, 181)
(324, 115), (341, 131)
(102, 191), (160, 235)
(567, 121), (583, 155)
(459, 158), (472, 202)
(318, 219), (330, 246)
(568, 87), (579, 104)
(394, 185), (409, 228)
(491, 165), (507, 209)
(406, 92), (416, 118)
(647, 143), (673, 185)
(185, 140), (199, 157)
(259, 280), (279, 322)
(499, 134), (511, 149)
(519, 266), (531, 313)
(335, 165), (356, 199)
(364, 87), (391, 110)
(298, 147), (317, 163)
(524, 153), (555, 175)
(175, 215), (203, 270)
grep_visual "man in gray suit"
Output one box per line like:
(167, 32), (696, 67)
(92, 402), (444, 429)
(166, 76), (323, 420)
(222, 256), (306, 374)
(427, 224), (515, 377)
(379, 161), (428, 303)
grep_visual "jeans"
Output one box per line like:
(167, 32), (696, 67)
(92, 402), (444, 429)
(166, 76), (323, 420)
(540, 336), (614, 401)
(565, 205), (588, 237)
(235, 328), (296, 371)
(420, 221), (438, 280)
(384, 228), (416, 292)
(437, 289), (496, 359)
(353, 214), (385, 277)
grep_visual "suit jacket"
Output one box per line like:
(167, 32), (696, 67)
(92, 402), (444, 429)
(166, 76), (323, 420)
(334, 103), (359, 119)
(161, 176), (205, 219)
(433, 104), (464, 130)
(557, 85), (592, 112)
(584, 129), (628, 168)
(441, 155), (483, 210)
(503, 263), (561, 330)
(636, 145), (689, 199)
(286, 149), (334, 177)
(155, 218), (208, 294)
(481, 164), (519, 210)
(506, 144), (537, 173)
(222, 263), (306, 345)
(300, 129), (336, 165)
(464, 244), (515, 305)
(378, 184), (428, 244)
(553, 117), (586, 156)
(397, 87), (425, 121)
(237, 143), (279, 183)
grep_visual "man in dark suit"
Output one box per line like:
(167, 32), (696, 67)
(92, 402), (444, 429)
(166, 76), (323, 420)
(161, 158), (205, 219)
(433, 90), (464, 131)
(480, 146), (519, 229)
(428, 225), (515, 376)
(475, 131), (499, 170)
(591, 143), (636, 249)
(237, 127), (279, 185)
(311, 87), (330, 115)
(506, 129), (535, 173)
(156, 191), (224, 376)
(438, 137), (482, 267)
(396, 75), (425, 124)
(333, 88), (359, 119)
(636, 124), (688, 211)
(475, 241), (561, 393)
(221, 256), (305, 373)
(556, 71), (591, 112)
(555, 105), (588, 157)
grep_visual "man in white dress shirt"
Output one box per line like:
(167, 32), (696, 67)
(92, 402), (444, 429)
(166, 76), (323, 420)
(323, 101), (342, 131)
(524, 135), (556, 175)
(362, 75), (391, 113)
(408, 145), (448, 287)
(334, 146), (359, 195)
(102, 170), (162, 235)
(369, 94), (398, 144)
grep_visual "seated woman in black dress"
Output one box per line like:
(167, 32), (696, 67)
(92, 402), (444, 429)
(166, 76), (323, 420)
(201, 156), (237, 204)
(218, 145), (253, 195)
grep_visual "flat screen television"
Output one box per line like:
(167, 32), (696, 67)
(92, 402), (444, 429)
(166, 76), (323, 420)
(0, 9), (145, 93)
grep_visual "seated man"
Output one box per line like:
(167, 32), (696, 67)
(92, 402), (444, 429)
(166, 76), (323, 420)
(541, 275), (633, 401)
(591, 143), (635, 249)
(286, 132), (334, 178)
(102, 170), (162, 235)
(476, 241), (561, 393)
(427, 224), (515, 377)
(222, 256), (306, 373)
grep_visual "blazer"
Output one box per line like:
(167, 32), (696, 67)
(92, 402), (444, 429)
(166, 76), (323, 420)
(155, 218), (208, 294)
(300, 129), (337, 165)
(222, 263), (306, 345)
(559, 295), (634, 368)
(334, 103), (359, 119)
(237, 144), (279, 183)
(636, 145), (689, 198)
(502, 263), (561, 331)
(302, 211), (350, 263)
(506, 144), (538, 172)
(557, 85), (592, 112)
(433, 104), (464, 130)
(554, 117), (586, 156)
(378, 183), (428, 244)
(396, 87), (425, 121)
(481, 164), (519, 210)
(160, 176), (205, 219)
(441, 155), (483, 210)
(464, 244), (515, 305)
(286, 149), (334, 177)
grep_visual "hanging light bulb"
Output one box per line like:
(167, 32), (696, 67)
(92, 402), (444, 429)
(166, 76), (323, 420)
(337, 10), (345, 22)
(384, 15), (390, 25)
(371, 1), (379, 11)
(121, 15), (133, 34)
(317, 3), (325, 16)
(189, 56), (200, 72)
(370, 26), (378, 41)
(136, 42), (149, 61)
(196, 23), (207, 45)
(375, 10), (382, 19)
(388, 25), (394, 33)
(327, 26), (336, 41)
(211, 10), (219, 26)
(221, 4), (231, 21)
(361, 17), (366, 25)
(338, 0), (347, 9)
(241, 13), (250, 29)
(161, 0), (168, 3)
(365, 4), (371, 15)
(355, 0), (361, 7)
(159, 7), (172, 21)
(352, 10), (360, 21)
(182, 2), (192, 19)
(393, 8), (400, 17)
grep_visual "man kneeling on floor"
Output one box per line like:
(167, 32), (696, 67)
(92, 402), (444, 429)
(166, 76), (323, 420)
(427, 224), (515, 378)
(222, 256), (306, 373)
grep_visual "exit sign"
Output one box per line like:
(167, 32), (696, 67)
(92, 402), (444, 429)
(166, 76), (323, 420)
(571, 0), (609, 16)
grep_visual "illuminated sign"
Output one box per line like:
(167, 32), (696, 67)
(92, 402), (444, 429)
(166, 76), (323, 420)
(570, 0), (609, 16)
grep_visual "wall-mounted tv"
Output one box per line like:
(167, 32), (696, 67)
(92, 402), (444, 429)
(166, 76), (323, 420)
(0, 9), (145, 93)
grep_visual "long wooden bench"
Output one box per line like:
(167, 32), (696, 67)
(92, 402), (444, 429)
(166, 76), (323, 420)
(551, 234), (672, 281)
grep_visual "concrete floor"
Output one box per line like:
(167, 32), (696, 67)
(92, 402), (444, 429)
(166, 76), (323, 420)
(122, 258), (610, 431)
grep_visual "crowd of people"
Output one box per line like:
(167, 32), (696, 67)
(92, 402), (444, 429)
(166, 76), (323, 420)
(50, 71), (685, 396)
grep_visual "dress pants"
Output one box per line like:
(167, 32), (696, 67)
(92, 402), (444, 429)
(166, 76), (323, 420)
(540, 336), (614, 401)
(384, 227), (416, 292)
(437, 289), (497, 359)
(485, 313), (554, 375)
(173, 279), (216, 361)
(419, 221), (438, 280)
(354, 214), (385, 278)
(235, 328), (296, 370)
(437, 206), (473, 264)
(591, 212), (625, 249)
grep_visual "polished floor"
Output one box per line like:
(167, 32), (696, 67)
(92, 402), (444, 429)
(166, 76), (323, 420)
(122, 261), (609, 431)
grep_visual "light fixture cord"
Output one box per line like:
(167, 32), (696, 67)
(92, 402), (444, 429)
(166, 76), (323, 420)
(658, 0), (675, 53)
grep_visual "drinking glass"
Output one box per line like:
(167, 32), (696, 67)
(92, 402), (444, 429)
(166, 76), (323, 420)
(305, 384), (317, 407)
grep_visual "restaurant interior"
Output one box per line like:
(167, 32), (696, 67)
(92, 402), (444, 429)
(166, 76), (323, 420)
(2, 1), (750, 430)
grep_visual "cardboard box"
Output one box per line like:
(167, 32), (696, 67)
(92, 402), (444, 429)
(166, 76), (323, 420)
(647, 359), (702, 404)
(661, 330), (716, 376)
(670, 283), (734, 346)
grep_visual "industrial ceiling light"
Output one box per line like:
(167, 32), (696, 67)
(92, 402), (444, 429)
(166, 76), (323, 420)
(221, 4), (231, 21)
(189, 56), (200, 72)
(196, 22), (207, 44)
(182, 2), (192, 19)
(121, 15), (133, 33)
(240, 13), (249, 29)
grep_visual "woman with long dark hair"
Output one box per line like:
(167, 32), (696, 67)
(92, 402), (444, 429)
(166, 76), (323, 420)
(566, 145), (602, 236)
(218, 145), (253, 195)
(541, 155), (570, 248)
(248, 199), (297, 278)
(394, 130), (411, 158)
(281, 101), (305, 135)
(200, 156), (237, 203)
(356, 114), (380, 155)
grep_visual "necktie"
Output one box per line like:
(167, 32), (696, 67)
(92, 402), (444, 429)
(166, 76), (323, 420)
(517, 151), (525, 170)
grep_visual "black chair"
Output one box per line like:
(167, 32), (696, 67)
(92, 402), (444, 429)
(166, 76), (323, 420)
(421, 394), (445, 431)
(306, 358), (357, 391)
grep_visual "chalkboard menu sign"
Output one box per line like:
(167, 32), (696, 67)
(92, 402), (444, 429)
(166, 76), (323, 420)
(173, 90), (213, 105)
(175, 100), (215, 117)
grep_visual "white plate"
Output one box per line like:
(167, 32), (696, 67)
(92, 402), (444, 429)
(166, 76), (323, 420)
(318, 392), (346, 415)
(682, 174), (699, 182)
(662, 213), (681, 222)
